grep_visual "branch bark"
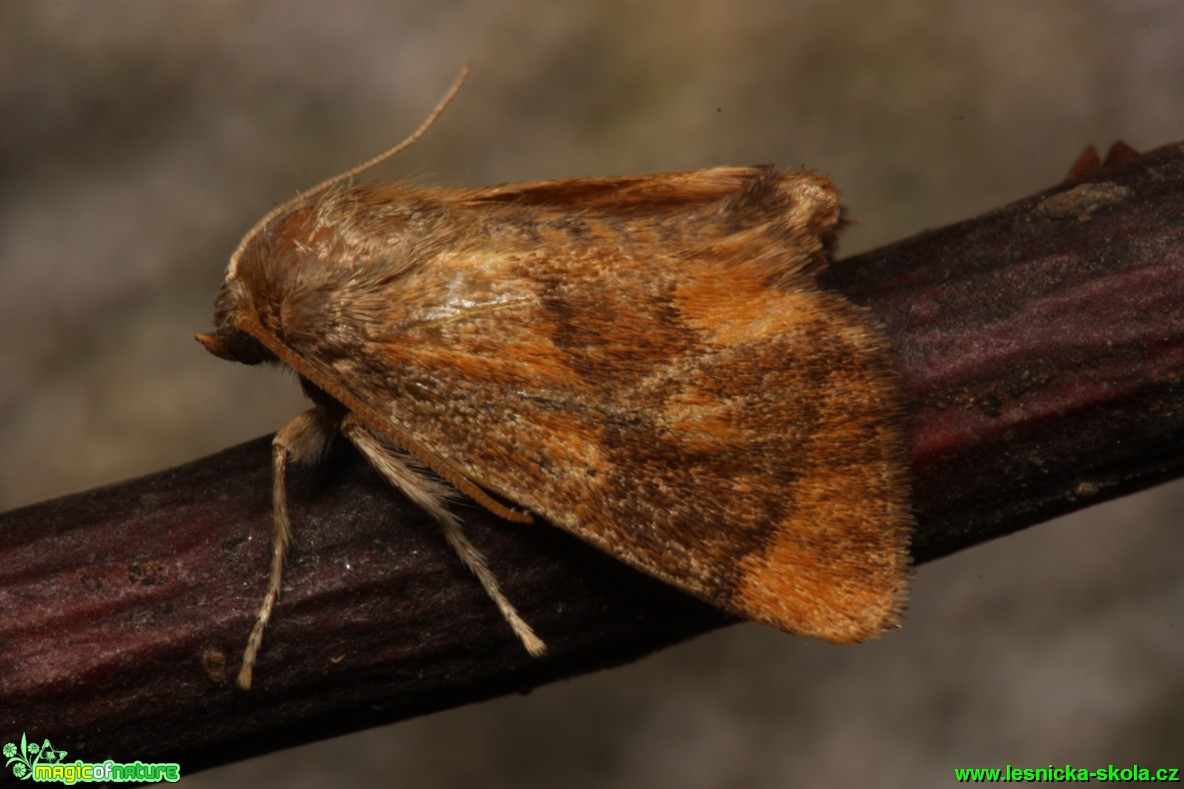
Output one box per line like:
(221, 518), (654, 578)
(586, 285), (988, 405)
(2, 142), (1182, 773)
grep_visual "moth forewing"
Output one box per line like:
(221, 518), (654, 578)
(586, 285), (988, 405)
(199, 71), (912, 689)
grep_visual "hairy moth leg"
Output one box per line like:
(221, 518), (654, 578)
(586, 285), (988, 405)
(238, 406), (339, 690)
(341, 414), (547, 657)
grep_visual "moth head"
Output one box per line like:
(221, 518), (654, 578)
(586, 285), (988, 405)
(196, 325), (271, 365)
(195, 276), (274, 366)
(197, 64), (471, 372)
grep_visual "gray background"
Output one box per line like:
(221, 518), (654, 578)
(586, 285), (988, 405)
(2, 2), (1182, 787)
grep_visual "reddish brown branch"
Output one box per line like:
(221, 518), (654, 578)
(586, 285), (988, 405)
(2, 142), (1182, 773)
(824, 140), (1184, 561)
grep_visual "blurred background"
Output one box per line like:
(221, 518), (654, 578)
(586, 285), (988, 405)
(2, 1), (1182, 786)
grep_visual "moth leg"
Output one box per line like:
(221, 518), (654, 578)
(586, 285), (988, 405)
(238, 406), (339, 690)
(340, 413), (547, 657)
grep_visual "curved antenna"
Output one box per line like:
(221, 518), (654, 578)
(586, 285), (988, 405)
(228, 63), (471, 275)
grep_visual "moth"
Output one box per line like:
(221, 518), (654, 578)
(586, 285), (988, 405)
(197, 69), (912, 690)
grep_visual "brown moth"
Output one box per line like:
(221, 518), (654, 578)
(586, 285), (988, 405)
(197, 68), (912, 690)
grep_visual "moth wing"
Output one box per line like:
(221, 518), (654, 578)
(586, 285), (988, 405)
(287, 168), (911, 642)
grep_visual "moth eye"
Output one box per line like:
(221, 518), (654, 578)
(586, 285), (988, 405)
(224, 330), (271, 366)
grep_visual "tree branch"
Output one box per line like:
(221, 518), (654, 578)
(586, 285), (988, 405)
(2, 142), (1182, 773)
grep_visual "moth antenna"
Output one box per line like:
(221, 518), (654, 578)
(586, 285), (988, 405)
(228, 62), (471, 274)
(295, 62), (471, 199)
